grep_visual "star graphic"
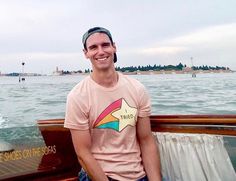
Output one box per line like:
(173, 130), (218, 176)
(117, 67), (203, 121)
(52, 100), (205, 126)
(112, 99), (137, 132)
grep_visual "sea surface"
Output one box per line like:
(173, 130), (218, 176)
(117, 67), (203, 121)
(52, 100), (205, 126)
(0, 72), (236, 129)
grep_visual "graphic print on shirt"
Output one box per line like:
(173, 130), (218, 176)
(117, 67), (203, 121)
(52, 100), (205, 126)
(93, 98), (137, 132)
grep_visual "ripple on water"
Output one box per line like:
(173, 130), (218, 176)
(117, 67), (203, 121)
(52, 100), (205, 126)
(0, 115), (14, 128)
(0, 114), (5, 127)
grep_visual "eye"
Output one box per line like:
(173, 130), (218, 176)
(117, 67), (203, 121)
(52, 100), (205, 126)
(88, 45), (97, 50)
(102, 43), (110, 47)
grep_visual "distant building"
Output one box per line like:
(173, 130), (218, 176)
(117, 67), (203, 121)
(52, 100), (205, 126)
(52, 67), (63, 76)
(182, 66), (193, 72)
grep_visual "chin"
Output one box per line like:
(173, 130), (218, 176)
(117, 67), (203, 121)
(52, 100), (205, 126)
(98, 66), (110, 70)
(96, 62), (113, 69)
(95, 64), (113, 70)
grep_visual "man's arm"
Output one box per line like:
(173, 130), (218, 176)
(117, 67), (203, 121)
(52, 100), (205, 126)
(137, 116), (162, 181)
(70, 129), (109, 181)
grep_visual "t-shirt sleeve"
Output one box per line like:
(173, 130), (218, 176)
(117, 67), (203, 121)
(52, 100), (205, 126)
(138, 85), (151, 117)
(64, 91), (89, 130)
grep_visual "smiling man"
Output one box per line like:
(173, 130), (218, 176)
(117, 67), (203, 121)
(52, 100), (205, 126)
(64, 27), (161, 181)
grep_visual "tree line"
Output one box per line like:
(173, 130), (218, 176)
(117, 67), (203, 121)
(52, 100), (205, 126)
(77, 63), (230, 74)
(116, 63), (230, 72)
(3, 63), (230, 76)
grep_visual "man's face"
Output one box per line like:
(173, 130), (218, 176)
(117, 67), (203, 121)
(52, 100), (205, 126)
(84, 33), (116, 70)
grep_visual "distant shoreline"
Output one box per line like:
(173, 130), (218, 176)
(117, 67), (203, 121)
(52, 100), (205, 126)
(122, 69), (234, 75)
(55, 69), (235, 76)
(0, 69), (234, 77)
(60, 69), (235, 76)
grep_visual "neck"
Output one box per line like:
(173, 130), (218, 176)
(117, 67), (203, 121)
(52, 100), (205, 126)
(91, 69), (118, 88)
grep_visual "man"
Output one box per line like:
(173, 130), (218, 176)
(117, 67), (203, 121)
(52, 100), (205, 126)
(64, 27), (161, 181)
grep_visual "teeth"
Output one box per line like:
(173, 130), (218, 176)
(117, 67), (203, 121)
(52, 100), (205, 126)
(97, 57), (107, 61)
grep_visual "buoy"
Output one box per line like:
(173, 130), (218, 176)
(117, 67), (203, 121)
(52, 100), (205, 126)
(0, 140), (14, 153)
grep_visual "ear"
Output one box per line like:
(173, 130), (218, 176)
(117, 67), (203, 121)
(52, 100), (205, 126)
(83, 49), (89, 59)
(112, 42), (117, 53)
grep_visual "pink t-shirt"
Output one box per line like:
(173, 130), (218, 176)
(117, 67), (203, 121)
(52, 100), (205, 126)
(64, 73), (151, 181)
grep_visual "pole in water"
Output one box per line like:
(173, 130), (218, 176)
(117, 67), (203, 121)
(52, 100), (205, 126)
(190, 57), (196, 78)
(21, 62), (25, 82)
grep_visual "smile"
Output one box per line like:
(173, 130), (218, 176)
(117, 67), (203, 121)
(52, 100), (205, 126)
(96, 57), (108, 61)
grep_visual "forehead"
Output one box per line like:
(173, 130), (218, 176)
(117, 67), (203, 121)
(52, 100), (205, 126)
(86, 32), (111, 47)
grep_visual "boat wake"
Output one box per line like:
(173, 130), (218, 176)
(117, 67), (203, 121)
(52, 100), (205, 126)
(0, 114), (14, 129)
(0, 114), (6, 128)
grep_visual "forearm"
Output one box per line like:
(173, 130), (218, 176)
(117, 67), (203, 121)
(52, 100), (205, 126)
(70, 129), (109, 181)
(78, 151), (109, 181)
(140, 134), (161, 181)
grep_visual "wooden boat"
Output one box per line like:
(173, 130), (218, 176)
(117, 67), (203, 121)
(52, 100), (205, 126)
(0, 115), (236, 180)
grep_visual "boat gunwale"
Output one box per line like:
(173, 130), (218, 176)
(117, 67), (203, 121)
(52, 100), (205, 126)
(38, 114), (236, 125)
(37, 115), (236, 136)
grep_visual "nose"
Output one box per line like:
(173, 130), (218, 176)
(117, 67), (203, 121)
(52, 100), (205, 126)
(97, 46), (105, 55)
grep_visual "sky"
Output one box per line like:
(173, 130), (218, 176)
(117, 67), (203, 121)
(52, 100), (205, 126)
(0, 0), (236, 74)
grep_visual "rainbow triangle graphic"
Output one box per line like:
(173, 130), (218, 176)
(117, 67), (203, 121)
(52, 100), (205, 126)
(93, 99), (122, 131)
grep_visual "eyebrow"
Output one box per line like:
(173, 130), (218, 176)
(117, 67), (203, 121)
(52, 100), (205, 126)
(87, 42), (111, 50)
(101, 42), (111, 46)
(88, 44), (97, 50)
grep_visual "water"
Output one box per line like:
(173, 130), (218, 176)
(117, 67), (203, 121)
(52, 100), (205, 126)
(0, 73), (236, 129)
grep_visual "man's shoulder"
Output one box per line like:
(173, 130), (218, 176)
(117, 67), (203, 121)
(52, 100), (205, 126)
(119, 72), (145, 88)
(68, 76), (91, 97)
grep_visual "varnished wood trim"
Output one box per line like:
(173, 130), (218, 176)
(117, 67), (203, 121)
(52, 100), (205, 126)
(38, 115), (236, 126)
(37, 115), (236, 136)
(38, 119), (65, 125)
(150, 115), (236, 124)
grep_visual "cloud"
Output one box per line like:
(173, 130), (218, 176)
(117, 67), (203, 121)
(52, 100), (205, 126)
(169, 23), (236, 46)
(0, 1), (236, 72)
(140, 23), (236, 56)
(116, 23), (236, 70)
(141, 46), (188, 55)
